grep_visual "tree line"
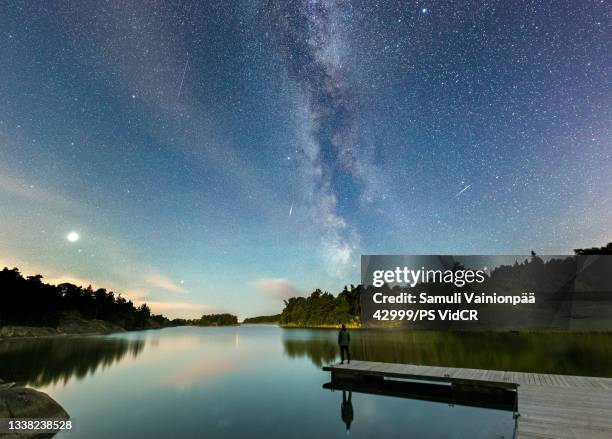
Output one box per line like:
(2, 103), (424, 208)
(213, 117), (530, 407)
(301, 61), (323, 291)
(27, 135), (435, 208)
(574, 242), (612, 255)
(189, 313), (238, 326)
(279, 285), (361, 327)
(169, 314), (238, 326)
(0, 267), (172, 330)
(243, 314), (280, 324)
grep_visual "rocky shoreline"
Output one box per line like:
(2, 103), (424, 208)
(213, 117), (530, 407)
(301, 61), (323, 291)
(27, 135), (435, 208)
(0, 312), (126, 339)
(0, 322), (125, 339)
(0, 379), (69, 438)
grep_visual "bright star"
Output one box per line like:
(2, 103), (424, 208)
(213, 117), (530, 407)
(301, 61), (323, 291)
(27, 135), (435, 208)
(421, 7), (428, 13)
(67, 231), (79, 242)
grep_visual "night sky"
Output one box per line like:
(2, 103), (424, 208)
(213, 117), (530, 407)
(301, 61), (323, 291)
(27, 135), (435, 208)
(1, 1), (610, 318)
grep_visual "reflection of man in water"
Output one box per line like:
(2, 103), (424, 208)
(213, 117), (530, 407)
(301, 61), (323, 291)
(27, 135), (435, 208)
(338, 324), (350, 364)
(341, 390), (353, 433)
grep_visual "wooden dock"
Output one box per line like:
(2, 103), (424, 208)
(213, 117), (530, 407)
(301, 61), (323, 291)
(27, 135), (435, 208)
(323, 360), (612, 439)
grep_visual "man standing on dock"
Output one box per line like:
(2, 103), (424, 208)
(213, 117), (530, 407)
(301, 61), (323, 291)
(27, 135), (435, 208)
(338, 324), (350, 364)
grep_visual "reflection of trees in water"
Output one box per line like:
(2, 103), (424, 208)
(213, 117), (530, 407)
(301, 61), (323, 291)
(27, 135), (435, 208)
(283, 339), (337, 367)
(0, 337), (144, 386)
(283, 330), (612, 377)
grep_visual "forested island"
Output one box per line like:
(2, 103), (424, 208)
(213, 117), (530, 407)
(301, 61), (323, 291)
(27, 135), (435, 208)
(279, 285), (361, 328)
(243, 314), (280, 324)
(188, 313), (238, 326)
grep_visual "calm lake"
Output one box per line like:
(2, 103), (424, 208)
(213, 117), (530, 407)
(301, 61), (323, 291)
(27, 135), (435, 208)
(2, 326), (611, 438)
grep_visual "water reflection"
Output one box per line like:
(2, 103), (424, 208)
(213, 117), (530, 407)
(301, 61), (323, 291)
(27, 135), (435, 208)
(324, 378), (517, 413)
(0, 327), (517, 438)
(283, 329), (612, 377)
(284, 339), (337, 367)
(0, 336), (144, 386)
(326, 377), (517, 437)
(341, 390), (353, 433)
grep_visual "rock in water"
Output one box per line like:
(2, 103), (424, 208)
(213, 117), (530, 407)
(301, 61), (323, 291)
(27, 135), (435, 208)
(0, 387), (69, 437)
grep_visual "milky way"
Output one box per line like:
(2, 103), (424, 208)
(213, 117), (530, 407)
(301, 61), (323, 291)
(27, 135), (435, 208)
(0, 0), (610, 318)
(265, 0), (366, 274)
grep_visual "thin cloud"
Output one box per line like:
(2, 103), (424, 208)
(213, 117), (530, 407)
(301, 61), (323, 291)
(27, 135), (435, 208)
(250, 277), (303, 301)
(45, 275), (101, 289)
(0, 172), (75, 208)
(141, 301), (210, 319)
(145, 272), (186, 293)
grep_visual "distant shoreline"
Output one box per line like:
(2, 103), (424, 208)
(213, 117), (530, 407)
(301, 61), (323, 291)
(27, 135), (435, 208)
(0, 323), (248, 339)
(279, 323), (360, 329)
(0, 323), (362, 338)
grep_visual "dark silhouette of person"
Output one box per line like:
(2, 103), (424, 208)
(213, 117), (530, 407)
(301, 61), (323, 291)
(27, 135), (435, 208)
(341, 390), (353, 433)
(338, 324), (350, 364)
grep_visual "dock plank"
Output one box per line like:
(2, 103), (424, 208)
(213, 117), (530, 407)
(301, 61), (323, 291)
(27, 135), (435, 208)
(323, 360), (612, 439)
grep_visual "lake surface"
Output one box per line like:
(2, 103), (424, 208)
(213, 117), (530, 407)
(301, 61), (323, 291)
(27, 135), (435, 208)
(2, 326), (611, 438)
